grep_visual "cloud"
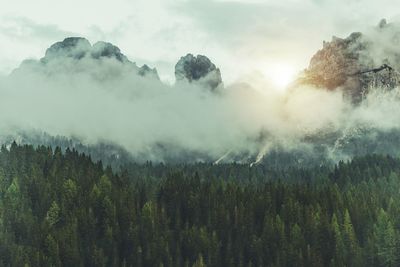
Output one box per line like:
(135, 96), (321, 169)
(1, 0), (400, 164)
(2, 41), (400, 165)
(171, 0), (400, 81)
(1, 0), (399, 83)
(0, 17), (74, 41)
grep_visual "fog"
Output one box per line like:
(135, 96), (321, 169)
(1, 23), (400, 164)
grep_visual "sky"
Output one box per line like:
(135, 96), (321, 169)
(1, 0), (400, 84)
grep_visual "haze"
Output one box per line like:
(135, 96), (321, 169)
(1, 0), (400, 84)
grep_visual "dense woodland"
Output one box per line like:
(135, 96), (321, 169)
(1, 143), (400, 266)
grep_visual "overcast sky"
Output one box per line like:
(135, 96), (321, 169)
(1, 0), (399, 83)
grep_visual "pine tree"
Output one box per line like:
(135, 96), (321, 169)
(373, 209), (398, 267)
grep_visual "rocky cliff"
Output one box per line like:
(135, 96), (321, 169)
(299, 19), (400, 102)
(175, 54), (223, 91)
(14, 37), (160, 80)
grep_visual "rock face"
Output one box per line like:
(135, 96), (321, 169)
(175, 54), (223, 90)
(17, 37), (229, 87)
(137, 64), (159, 79)
(91, 41), (129, 62)
(21, 37), (160, 79)
(299, 19), (400, 102)
(44, 37), (91, 61)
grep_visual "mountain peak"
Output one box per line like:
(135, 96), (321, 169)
(175, 53), (223, 90)
(298, 19), (400, 102)
(16, 37), (160, 80)
(91, 41), (129, 62)
(44, 37), (91, 61)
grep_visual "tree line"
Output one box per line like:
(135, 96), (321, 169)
(0, 143), (400, 266)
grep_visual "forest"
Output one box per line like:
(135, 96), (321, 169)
(1, 143), (400, 266)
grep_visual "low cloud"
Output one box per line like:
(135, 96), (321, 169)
(2, 19), (400, 164)
(0, 50), (400, 164)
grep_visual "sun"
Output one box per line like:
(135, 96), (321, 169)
(264, 64), (296, 91)
(271, 66), (295, 88)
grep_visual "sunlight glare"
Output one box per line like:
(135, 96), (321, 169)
(265, 64), (296, 91)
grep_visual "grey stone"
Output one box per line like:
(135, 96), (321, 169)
(44, 37), (91, 61)
(175, 54), (223, 90)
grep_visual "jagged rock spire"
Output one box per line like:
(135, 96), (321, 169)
(298, 19), (400, 102)
(175, 54), (223, 90)
(22, 37), (160, 80)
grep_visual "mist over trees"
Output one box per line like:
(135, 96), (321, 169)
(4, 23), (400, 165)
